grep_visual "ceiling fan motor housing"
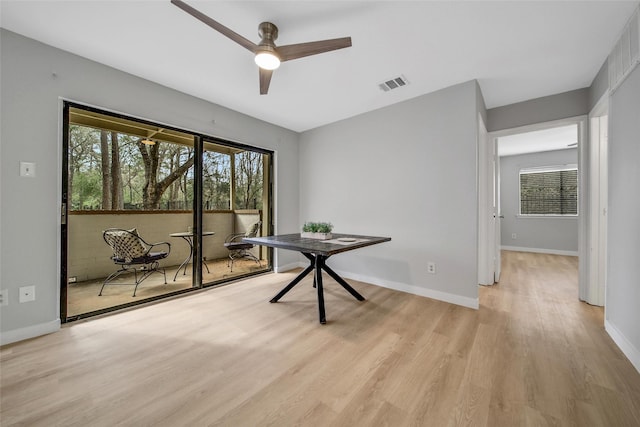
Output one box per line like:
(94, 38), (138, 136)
(258, 22), (278, 48)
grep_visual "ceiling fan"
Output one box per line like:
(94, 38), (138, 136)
(171, 0), (352, 95)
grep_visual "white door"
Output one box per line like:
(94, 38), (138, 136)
(478, 115), (495, 285)
(586, 111), (608, 306)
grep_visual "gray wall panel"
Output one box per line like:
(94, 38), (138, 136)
(487, 88), (589, 132)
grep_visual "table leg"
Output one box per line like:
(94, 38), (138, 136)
(316, 256), (327, 324)
(321, 262), (365, 301)
(268, 252), (362, 324)
(270, 263), (314, 302)
(173, 238), (193, 281)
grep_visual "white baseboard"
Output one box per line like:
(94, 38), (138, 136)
(605, 319), (640, 374)
(0, 319), (61, 346)
(274, 262), (305, 273)
(274, 262), (478, 309)
(333, 269), (479, 310)
(501, 245), (579, 257)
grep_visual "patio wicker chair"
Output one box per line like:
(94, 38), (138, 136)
(100, 228), (171, 297)
(224, 221), (262, 272)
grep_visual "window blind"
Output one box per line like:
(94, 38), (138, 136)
(519, 168), (578, 215)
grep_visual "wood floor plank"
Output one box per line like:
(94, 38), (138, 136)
(2, 251), (640, 426)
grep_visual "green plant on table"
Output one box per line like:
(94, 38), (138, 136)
(302, 222), (333, 233)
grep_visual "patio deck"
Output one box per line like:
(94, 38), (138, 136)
(67, 257), (267, 317)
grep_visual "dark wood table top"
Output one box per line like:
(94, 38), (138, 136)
(243, 233), (391, 257)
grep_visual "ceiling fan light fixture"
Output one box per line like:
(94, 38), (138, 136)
(254, 51), (280, 70)
(141, 138), (156, 146)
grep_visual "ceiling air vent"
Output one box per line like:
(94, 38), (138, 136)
(378, 75), (409, 92)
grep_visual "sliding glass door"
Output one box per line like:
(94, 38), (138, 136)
(61, 103), (272, 321)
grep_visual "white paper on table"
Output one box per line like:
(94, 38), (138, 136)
(319, 238), (370, 245)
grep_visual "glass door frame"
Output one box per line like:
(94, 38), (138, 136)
(61, 101), (274, 322)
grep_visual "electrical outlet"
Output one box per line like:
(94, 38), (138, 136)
(19, 286), (36, 303)
(511, 233), (517, 240)
(427, 262), (436, 274)
(0, 289), (8, 306)
(68, 276), (77, 284)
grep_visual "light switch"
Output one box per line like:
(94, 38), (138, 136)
(20, 162), (36, 177)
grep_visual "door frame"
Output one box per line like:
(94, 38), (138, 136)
(60, 100), (275, 322)
(585, 93), (609, 306)
(484, 115), (586, 294)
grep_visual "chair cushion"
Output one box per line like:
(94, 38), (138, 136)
(224, 242), (253, 250)
(106, 229), (148, 261)
(113, 251), (168, 265)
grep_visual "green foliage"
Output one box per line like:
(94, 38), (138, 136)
(302, 222), (333, 233)
(234, 151), (263, 210)
(71, 170), (101, 209)
(68, 121), (267, 212)
(203, 151), (231, 210)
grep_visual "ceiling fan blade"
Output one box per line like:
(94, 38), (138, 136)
(278, 37), (352, 62)
(171, 0), (257, 53)
(259, 68), (273, 95)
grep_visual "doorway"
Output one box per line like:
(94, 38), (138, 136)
(61, 102), (273, 321)
(483, 118), (585, 296)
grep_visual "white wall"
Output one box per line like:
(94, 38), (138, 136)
(500, 149), (579, 255)
(606, 64), (640, 371)
(298, 81), (481, 309)
(0, 30), (300, 343)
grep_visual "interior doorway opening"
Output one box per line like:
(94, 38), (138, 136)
(482, 117), (585, 297)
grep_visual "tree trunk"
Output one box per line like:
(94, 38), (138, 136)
(68, 151), (75, 209)
(110, 132), (123, 209)
(139, 141), (194, 209)
(100, 130), (111, 209)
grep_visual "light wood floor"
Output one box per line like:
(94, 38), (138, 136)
(2, 251), (639, 426)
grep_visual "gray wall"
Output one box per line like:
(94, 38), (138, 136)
(589, 60), (609, 111)
(0, 30), (301, 341)
(607, 64), (640, 365)
(299, 81), (481, 308)
(487, 88), (589, 132)
(500, 149), (579, 254)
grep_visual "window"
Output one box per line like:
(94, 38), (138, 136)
(519, 165), (578, 216)
(68, 108), (196, 211)
(68, 108), (269, 213)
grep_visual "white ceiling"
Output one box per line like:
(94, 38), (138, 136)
(1, 1), (638, 132)
(497, 124), (578, 157)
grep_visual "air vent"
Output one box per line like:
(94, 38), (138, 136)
(378, 75), (409, 92)
(609, 6), (640, 91)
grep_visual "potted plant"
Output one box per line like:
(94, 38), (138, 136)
(301, 221), (333, 240)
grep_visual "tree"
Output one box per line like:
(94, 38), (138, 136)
(203, 151), (231, 210)
(110, 132), (123, 209)
(99, 131), (124, 209)
(235, 151), (263, 209)
(69, 125), (101, 209)
(138, 141), (195, 209)
(100, 130), (111, 209)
